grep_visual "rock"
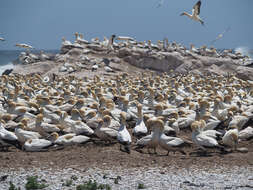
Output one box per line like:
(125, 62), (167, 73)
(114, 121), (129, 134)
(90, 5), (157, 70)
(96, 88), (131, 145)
(68, 67), (76, 73)
(236, 66), (253, 80)
(118, 48), (132, 58)
(2, 69), (13, 75)
(111, 57), (121, 63)
(125, 51), (184, 72)
(86, 44), (105, 51)
(59, 66), (68, 72)
(0, 175), (8, 182)
(104, 66), (113, 72)
(12, 61), (57, 75)
(92, 65), (98, 71)
(102, 58), (110, 66)
(67, 48), (83, 57)
(60, 44), (83, 54)
(64, 62), (72, 67)
(236, 147), (248, 153)
(116, 46), (253, 80)
(175, 61), (193, 73)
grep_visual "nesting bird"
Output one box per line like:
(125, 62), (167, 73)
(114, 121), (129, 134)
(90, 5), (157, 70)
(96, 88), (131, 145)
(0, 62), (252, 159)
(0, 122), (21, 150)
(191, 120), (225, 153)
(133, 104), (148, 137)
(117, 112), (132, 153)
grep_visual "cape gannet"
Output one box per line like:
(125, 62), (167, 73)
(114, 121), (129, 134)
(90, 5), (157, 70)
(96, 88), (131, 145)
(191, 120), (225, 153)
(24, 138), (52, 152)
(0, 123), (21, 150)
(117, 112), (132, 153)
(15, 43), (33, 49)
(51, 132), (90, 146)
(180, 1), (204, 25)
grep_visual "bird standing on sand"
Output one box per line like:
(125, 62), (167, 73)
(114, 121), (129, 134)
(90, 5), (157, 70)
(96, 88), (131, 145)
(0, 123), (21, 150)
(117, 112), (131, 153)
(180, 1), (204, 25)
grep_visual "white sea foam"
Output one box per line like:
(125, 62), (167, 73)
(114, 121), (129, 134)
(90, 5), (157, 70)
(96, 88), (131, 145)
(0, 62), (14, 75)
(235, 46), (250, 57)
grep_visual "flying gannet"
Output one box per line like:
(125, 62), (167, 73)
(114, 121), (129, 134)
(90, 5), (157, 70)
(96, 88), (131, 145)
(210, 27), (231, 45)
(180, 1), (204, 25)
(15, 43), (33, 50)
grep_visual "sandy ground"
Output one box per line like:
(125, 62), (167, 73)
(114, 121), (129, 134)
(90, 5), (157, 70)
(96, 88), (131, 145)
(0, 138), (253, 189)
(0, 129), (252, 170)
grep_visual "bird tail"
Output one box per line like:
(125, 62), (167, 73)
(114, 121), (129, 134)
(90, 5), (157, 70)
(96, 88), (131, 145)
(180, 137), (193, 147)
(217, 145), (230, 154)
(13, 140), (22, 150)
(179, 149), (186, 155)
(124, 144), (131, 154)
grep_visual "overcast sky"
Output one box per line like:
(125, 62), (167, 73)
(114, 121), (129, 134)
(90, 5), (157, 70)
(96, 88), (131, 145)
(0, 0), (252, 50)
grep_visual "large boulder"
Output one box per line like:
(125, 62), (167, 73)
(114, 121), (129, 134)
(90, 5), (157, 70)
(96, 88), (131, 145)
(118, 48), (253, 80)
(236, 66), (253, 80)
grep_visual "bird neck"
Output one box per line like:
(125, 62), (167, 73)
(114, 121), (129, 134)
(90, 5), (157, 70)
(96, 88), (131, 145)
(155, 109), (162, 116)
(122, 104), (128, 112)
(182, 12), (192, 18)
(192, 130), (200, 136)
(119, 123), (126, 131)
(97, 123), (103, 129)
(153, 128), (163, 136)
(71, 114), (79, 120)
(36, 120), (42, 126)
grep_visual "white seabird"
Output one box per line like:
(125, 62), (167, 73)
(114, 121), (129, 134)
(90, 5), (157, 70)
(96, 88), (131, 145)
(117, 112), (132, 153)
(0, 123), (21, 150)
(222, 125), (239, 150)
(51, 132), (90, 146)
(180, 1), (204, 25)
(191, 120), (224, 152)
(116, 36), (135, 42)
(15, 124), (42, 144)
(15, 43), (33, 49)
(239, 126), (253, 140)
(24, 138), (52, 152)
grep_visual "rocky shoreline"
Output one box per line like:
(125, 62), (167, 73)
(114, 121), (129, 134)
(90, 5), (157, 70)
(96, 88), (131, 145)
(12, 34), (253, 80)
(1, 166), (253, 190)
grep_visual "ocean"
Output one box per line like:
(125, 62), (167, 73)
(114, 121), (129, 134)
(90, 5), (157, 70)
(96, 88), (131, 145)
(0, 48), (252, 75)
(0, 50), (59, 75)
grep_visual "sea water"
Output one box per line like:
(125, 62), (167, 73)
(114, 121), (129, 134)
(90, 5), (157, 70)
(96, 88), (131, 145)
(0, 50), (21, 75)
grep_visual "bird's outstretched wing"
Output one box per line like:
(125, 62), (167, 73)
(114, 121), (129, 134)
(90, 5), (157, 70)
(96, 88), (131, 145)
(192, 1), (201, 16)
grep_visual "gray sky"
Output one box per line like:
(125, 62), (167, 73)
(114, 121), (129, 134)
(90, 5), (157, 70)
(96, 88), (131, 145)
(0, 0), (252, 50)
